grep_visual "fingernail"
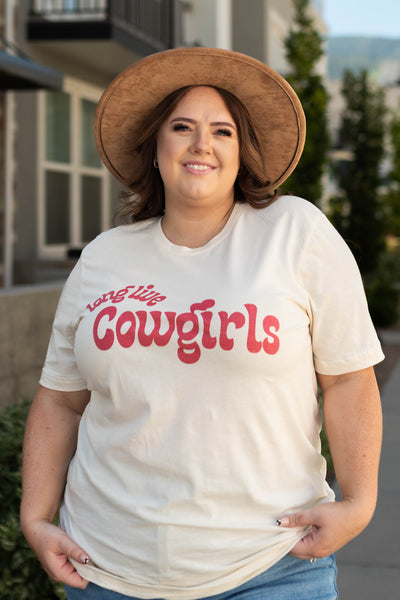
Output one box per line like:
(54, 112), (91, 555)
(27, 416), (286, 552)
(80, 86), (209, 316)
(276, 519), (282, 526)
(80, 555), (89, 564)
(276, 517), (289, 527)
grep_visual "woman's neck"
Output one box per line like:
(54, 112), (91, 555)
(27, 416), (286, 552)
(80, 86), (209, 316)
(161, 201), (236, 248)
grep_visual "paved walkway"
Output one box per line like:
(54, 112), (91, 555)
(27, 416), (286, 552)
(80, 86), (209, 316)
(334, 330), (400, 599)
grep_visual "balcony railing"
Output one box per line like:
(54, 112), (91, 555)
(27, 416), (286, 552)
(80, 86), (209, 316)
(29, 0), (181, 52)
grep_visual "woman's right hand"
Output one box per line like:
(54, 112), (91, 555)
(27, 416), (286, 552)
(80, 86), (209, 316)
(24, 519), (90, 589)
(20, 387), (91, 587)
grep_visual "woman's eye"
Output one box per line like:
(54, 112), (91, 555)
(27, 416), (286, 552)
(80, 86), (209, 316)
(215, 128), (232, 137)
(173, 123), (190, 132)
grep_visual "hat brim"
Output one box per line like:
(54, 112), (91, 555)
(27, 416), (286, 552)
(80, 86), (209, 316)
(94, 47), (306, 191)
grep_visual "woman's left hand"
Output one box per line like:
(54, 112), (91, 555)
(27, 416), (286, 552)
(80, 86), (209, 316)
(277, 499), (372, 559)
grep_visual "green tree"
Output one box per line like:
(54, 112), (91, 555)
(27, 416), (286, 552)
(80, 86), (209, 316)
(383, 107), (400, 237)
(334, 69), (386, 274)
(283, 0), (330, 204)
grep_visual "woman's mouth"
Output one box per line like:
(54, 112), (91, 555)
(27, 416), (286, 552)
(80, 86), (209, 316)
(183, 162), (216, 174)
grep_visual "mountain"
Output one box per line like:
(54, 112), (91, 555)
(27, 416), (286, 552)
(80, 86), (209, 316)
(327, 36), (400, 82)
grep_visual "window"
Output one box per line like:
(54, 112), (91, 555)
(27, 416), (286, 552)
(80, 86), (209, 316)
(38, 82), (110, 258)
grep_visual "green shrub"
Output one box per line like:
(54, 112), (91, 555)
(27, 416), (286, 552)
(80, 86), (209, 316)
(320, 426), (335, 485)
(0, 400), (66, 600)
(318, 391), (335, 485)
(367, 279), (399, 327)
(365, 250), (400, 328)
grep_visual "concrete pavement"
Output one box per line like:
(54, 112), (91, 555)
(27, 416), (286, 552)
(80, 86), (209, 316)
(334, 331), (400, 599)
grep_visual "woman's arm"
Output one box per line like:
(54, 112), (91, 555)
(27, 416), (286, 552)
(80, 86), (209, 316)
(277, 366), (382, 558)
(20, 384), (91, 588)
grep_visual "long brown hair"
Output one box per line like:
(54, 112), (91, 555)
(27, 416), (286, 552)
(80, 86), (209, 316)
(117, 85), (279, 223)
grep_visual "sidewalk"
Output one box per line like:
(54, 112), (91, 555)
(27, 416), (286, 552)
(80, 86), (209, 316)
(334, 329), (400, 599)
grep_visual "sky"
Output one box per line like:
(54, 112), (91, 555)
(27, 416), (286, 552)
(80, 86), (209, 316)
(324, 0), (400, 38)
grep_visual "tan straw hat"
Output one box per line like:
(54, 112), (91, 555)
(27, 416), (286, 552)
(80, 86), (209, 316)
(94, 47), (306, 191)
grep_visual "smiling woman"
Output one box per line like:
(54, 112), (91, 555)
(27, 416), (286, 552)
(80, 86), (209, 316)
(21, 47), (384, 600)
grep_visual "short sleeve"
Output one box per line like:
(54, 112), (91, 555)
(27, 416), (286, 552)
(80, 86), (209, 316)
(40, 260), (88, 391)
(300, 211), (384, 375)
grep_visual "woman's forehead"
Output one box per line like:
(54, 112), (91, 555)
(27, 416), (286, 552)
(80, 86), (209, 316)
(167, 86), (235, 122)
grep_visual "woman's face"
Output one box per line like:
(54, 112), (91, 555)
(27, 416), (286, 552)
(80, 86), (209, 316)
(156, 86), (240, 211)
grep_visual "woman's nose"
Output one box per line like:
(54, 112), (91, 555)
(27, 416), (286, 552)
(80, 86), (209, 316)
(190, 127), (211, 154)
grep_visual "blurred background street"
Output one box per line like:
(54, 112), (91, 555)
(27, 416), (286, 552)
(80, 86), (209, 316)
(335, 322), (400, 599)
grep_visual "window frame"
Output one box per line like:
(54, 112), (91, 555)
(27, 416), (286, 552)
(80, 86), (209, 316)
(37, 77), (110, 259)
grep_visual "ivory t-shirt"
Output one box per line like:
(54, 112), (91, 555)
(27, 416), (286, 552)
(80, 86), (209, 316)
(40, 196), (384, 599)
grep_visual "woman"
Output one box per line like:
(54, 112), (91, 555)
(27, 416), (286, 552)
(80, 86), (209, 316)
(21, 48), (383, 600)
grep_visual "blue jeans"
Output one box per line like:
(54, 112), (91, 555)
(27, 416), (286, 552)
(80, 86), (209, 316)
(65, 554), (338, 600)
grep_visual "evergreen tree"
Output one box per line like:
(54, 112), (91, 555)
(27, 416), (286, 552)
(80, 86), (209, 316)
(383, 107), (400, 237)
(283, 0), (330, 205)
(335, 69), (386, 274)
